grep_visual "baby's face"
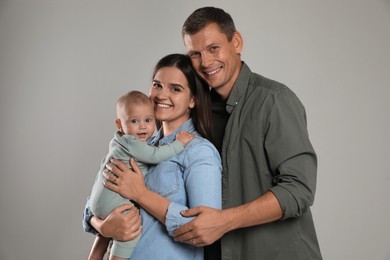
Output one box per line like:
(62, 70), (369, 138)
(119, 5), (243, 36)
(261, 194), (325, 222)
(118, 103), (156, 141)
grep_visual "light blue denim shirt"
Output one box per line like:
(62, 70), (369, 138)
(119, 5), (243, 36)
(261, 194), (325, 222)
(83, 119), (222, 260)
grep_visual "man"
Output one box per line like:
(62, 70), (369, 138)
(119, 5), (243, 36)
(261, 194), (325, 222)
(173, 6), (322, 260)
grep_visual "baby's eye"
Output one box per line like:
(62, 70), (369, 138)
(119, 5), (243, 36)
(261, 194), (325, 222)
(130, 119), (140, 124)
(145, 118), (154, 123)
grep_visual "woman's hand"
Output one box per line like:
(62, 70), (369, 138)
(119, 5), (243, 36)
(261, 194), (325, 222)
(105, 158), (171, 224)
(103, 158), (147, 203)
(91, 204), (142, 241)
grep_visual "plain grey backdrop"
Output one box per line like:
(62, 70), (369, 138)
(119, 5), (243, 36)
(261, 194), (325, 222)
(1, 0), (389, 259)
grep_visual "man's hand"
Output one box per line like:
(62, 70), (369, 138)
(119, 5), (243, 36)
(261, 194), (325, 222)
(173, 206), (228, 247)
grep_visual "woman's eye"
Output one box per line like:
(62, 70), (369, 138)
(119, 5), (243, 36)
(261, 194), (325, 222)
(171, 86), (182, 92)
(152, 82), (162, 89)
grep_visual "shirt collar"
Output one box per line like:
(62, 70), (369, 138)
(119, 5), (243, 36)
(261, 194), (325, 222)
(225, 62), (251, 114)
(150, 119), (195, 146)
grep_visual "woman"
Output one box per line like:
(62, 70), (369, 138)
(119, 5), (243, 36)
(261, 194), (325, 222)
(83, 54), (222, 259)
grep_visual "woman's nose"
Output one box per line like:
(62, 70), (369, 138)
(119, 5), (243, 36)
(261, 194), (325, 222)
(156, 87), (169, 98)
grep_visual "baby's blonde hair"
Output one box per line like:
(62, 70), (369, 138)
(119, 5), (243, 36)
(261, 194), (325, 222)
(116, 90), (152, 115)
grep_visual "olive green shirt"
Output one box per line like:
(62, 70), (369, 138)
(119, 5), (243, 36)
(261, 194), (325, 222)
(214, 63), (322, 260)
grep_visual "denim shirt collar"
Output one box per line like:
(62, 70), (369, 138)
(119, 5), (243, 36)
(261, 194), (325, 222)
(150, 119), (196, 146)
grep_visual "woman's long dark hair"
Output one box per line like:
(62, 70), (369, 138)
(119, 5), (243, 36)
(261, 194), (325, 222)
(152, 54), (213, 141)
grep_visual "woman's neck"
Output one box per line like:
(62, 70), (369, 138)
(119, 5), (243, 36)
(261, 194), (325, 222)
(161, 118), (189, 137)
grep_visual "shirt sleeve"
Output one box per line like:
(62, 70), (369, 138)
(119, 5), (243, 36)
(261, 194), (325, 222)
(164, 142), (222, 236)
(122, 135), (184, 164)
(82, 196), (99, 235)
(264, 88), (318, 219)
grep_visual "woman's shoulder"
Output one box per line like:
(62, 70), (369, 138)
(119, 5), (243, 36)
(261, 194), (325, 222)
(190, 133), (213, 146)
(185, 135), (220, 158)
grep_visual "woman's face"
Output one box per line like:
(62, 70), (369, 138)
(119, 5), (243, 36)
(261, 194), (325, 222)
(149, 66), (195, 132)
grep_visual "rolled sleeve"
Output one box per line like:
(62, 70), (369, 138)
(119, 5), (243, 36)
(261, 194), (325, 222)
(270, 151), (317, 219)
(265, 88), (317, 219)
(165, 202), (192, 236)
(82, 196), (99, 235)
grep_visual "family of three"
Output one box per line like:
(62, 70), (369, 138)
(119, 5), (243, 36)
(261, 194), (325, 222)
(83, 6), (323, 260)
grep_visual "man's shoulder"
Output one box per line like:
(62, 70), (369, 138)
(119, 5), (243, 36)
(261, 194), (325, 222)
(239, 62), (288, 93)
(248, 71), (288, 93)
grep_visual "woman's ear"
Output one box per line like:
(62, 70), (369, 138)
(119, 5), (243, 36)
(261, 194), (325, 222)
(114, 119), (123, 132)
(189, 97), (196, 109)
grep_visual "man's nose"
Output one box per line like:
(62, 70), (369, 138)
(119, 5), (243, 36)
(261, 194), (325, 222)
(201, 52), (213, 67)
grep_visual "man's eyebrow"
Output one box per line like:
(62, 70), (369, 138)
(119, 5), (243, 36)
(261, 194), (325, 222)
(206, 42), (218, 48)
(188, 42), (218, 53)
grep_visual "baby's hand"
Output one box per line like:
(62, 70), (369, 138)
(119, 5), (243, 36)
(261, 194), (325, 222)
(176, 130), (195, 147)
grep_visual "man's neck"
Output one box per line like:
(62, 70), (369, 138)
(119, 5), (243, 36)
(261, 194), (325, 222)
(215, 61), (243, 100)
(216, 88), (232, 101)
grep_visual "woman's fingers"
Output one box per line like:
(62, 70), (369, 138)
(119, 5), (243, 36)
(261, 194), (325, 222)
(129, 158), (142, 176)
(102, 169), (119, 187)
(109, 158), (130, 172)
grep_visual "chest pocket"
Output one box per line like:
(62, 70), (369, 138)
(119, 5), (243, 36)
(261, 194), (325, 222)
(145, 160), (181, 198)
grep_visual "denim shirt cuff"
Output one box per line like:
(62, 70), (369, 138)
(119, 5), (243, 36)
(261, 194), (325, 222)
(165, 202), (192, 236)
(82, 197), (99, 235)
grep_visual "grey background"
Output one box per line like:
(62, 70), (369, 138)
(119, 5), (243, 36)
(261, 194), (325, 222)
(1, 0), (389, 259)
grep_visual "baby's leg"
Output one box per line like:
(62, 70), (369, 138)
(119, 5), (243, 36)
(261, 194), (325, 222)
(109, 228), (141, 260)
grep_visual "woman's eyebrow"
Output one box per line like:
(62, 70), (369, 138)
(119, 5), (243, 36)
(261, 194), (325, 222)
(170, 83), (184, 88)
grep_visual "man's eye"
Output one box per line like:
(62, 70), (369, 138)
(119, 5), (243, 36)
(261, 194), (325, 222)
(210, 46), (218, 53)
(190, 52), (200, 59)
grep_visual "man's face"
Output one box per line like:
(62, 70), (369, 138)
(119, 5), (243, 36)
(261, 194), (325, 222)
(184, 23), (243, 99)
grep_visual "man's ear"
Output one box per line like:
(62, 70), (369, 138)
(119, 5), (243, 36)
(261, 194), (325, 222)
(232, 31), (243, 54)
